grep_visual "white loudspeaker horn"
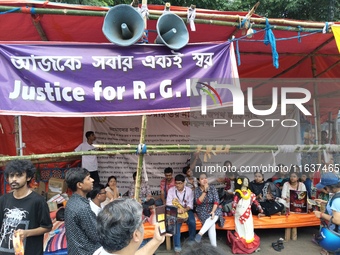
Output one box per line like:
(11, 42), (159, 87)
(155, 13), (189, 50)
(102, 4), (144, 46)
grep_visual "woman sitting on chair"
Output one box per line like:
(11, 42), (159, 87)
(194, 173), (224, 247)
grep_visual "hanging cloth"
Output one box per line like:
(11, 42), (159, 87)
(264, 19), (279, 69)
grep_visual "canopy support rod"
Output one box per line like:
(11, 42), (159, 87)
(134, 0), (148, 201)
(31, 14), (48, 41)
(240, 52), (340, 57)
(311, 56), (322, 164)
(0, 5), (332, 33)
(14, 116), (24, 156)
(314, 59), (340, 78)
(249, 36), (336, 92)
(268, 37), (335, 79)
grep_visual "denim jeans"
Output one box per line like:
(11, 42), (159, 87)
(173, 210), (196, 252)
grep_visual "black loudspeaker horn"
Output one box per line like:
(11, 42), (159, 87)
(155, 13), (189, 50)
(102, 4), (144, 46)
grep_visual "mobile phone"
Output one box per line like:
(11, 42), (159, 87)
(155, 205), (166, 235)
(158, 221), (166, 235)
(165, 205), (178, 235)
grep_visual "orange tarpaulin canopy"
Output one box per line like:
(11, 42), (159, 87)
(0, 1), (338, 80)
(0, 1), (339, 158)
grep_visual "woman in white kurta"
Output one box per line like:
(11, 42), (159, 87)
(281, 171), (306, 208)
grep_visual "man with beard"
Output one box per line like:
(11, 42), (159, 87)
(0, 160), (52, 255)
(159, 167), (175, 206)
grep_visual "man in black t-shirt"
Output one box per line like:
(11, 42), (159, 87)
(0, 160), (52, 255)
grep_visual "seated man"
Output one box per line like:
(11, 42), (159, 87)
(182, 166), (197, 191)
(166, 174), (196, 255)
(94, 198), (166, 255)
(157, 167), (175, 206)
(129, 172), (155, 217)
(87, 183), (107, 216)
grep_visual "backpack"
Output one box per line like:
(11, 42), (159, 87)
(263, 182), (281, 199)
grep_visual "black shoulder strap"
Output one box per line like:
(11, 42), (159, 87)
(329, 192), (340, 232)
(329, 192), (340, 207)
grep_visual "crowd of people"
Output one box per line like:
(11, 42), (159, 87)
(62, 162), (233, 255)
(0, 130), (339, 255)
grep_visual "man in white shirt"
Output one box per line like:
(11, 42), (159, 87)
(166, 174), (196, 255)
(88, 183), (106, 216)
(75, 131), (100, 184)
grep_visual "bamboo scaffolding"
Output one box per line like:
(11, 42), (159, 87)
(148, 15), (325, 33)
(133, 0), (149, 200)
(1, 144), (339, 167)
(92, 144), (340, 151)
(134, 115), (147, 200)
(150, 11), (327, 29)
(240, 52), (340, 57)
(0, 6), (108, 16)
(0, 6), (331, 33)
(31, 14), (49, 41)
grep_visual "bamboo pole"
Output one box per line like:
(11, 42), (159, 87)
(134, 115), (147, 200)
(152, 14), (326, 33)
(0, 6), (107, 16)
(251, 37), (336, 91)
(0, 5), (331, 32)
(312, 56), (322, 164)
(31, 14), (49, 41)
(2, 144), (340, 167)
(14, 116), (20, 156)
(315, 59), (340, 77)
(239, 52), (340, 57)
(134, 0), (148, 201)
(328, 112), (332, 144)
(91, 144), (340, 151)
(145, 9), (327, 29)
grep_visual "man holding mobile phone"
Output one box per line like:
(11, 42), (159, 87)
(166, 174), (196, 255)
(94, 198), (167, 255)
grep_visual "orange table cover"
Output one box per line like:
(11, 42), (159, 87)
(143, 213), (320, 239)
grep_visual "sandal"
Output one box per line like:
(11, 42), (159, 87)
(320, 249), (329, 255)
(272, 242), (281, 252)
(311, 234), (319, 246)
(277, 240), (284, 250)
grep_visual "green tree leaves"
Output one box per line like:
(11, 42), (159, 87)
(50, 0), (339, 21)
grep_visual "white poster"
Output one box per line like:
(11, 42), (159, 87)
(84, 106), (300, 195)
